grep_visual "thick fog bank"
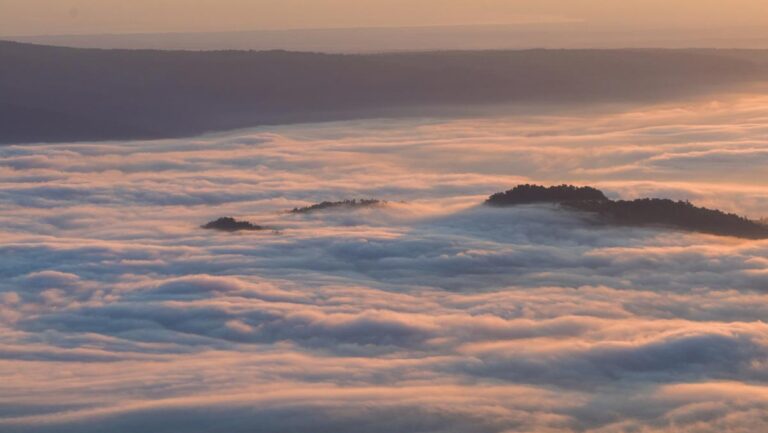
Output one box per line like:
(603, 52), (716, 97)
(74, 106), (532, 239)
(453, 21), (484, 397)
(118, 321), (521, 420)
(2, 94), (768, 432)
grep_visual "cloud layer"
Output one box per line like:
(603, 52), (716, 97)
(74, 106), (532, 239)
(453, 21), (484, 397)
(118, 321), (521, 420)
(2, 94), (768, 432)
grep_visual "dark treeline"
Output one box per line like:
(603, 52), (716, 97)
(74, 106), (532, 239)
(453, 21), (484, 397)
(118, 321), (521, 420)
(3, 41), (768, 143)
(290, 199), (384, 214)
(201, 217), (264, 232)
(487, 185), (768, 239)
(486, 184), (608, 206)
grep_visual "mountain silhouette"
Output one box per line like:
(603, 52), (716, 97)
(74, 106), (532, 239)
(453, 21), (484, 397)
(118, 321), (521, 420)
(487, 185), (768, 239)
(3, 41), (767, 143)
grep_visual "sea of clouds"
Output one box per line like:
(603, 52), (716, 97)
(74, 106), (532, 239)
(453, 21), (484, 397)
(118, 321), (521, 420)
(2, 94), (768, 432)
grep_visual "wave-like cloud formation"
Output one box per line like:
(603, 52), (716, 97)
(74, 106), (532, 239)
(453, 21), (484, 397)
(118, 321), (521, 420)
(2, 94), (768, 432)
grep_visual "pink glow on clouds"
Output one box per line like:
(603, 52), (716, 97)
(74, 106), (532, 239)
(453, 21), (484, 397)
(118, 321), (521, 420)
(2, 93), (768, 431)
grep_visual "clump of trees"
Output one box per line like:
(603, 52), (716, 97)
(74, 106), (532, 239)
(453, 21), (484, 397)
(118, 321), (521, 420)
(201, 217), (264, 232)
(290, 199), (384, 214)
(486, 184), (768, 239)
(486, 184), (608, 206)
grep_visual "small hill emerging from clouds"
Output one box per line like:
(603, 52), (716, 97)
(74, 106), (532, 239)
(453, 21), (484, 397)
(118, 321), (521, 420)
(487, 184), (608, 206)
(487, 185), (768, 239)
(290, 199), (385, 214)
(201, 217), (264, 232)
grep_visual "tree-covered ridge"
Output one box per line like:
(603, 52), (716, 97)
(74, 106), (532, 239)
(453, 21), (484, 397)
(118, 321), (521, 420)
(3, 41), (767, 144)
(290, 199), (384, 214)
(565, 198), (768, 239)
(487, 185), (768, 239)
(486, 184), (608, 206)
(201, 217), (264, 232)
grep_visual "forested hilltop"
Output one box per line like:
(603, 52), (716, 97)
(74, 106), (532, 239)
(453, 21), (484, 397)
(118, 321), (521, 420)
(2, 41), (768, 143)
(487, 185), (768, 239)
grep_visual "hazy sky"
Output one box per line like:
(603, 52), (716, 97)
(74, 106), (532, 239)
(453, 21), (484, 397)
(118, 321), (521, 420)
(2, 0), (768, 36)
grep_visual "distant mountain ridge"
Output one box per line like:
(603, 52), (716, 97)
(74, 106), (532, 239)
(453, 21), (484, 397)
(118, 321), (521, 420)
(2, 41), (768, 144)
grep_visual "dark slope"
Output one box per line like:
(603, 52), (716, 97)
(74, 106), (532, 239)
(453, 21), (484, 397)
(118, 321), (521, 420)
(565, 198), (768, 239)
(290, 199), (384, 214)
(486, 185), (768, 239)
(2, 41), (767, 143)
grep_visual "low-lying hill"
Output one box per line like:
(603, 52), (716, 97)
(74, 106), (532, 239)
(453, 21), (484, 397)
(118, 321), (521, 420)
(486, 184), (608, 206)
(2, 41), (767, 144)
(563, 199), (768, 239)
(201, 217), (264, 232)
(487, 185), (768, 239)
(290, 199), (385, 214)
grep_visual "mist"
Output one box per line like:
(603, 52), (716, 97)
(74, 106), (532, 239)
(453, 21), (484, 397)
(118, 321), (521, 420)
(3, 2), (768, 431)
(3, 93), (768, 432)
